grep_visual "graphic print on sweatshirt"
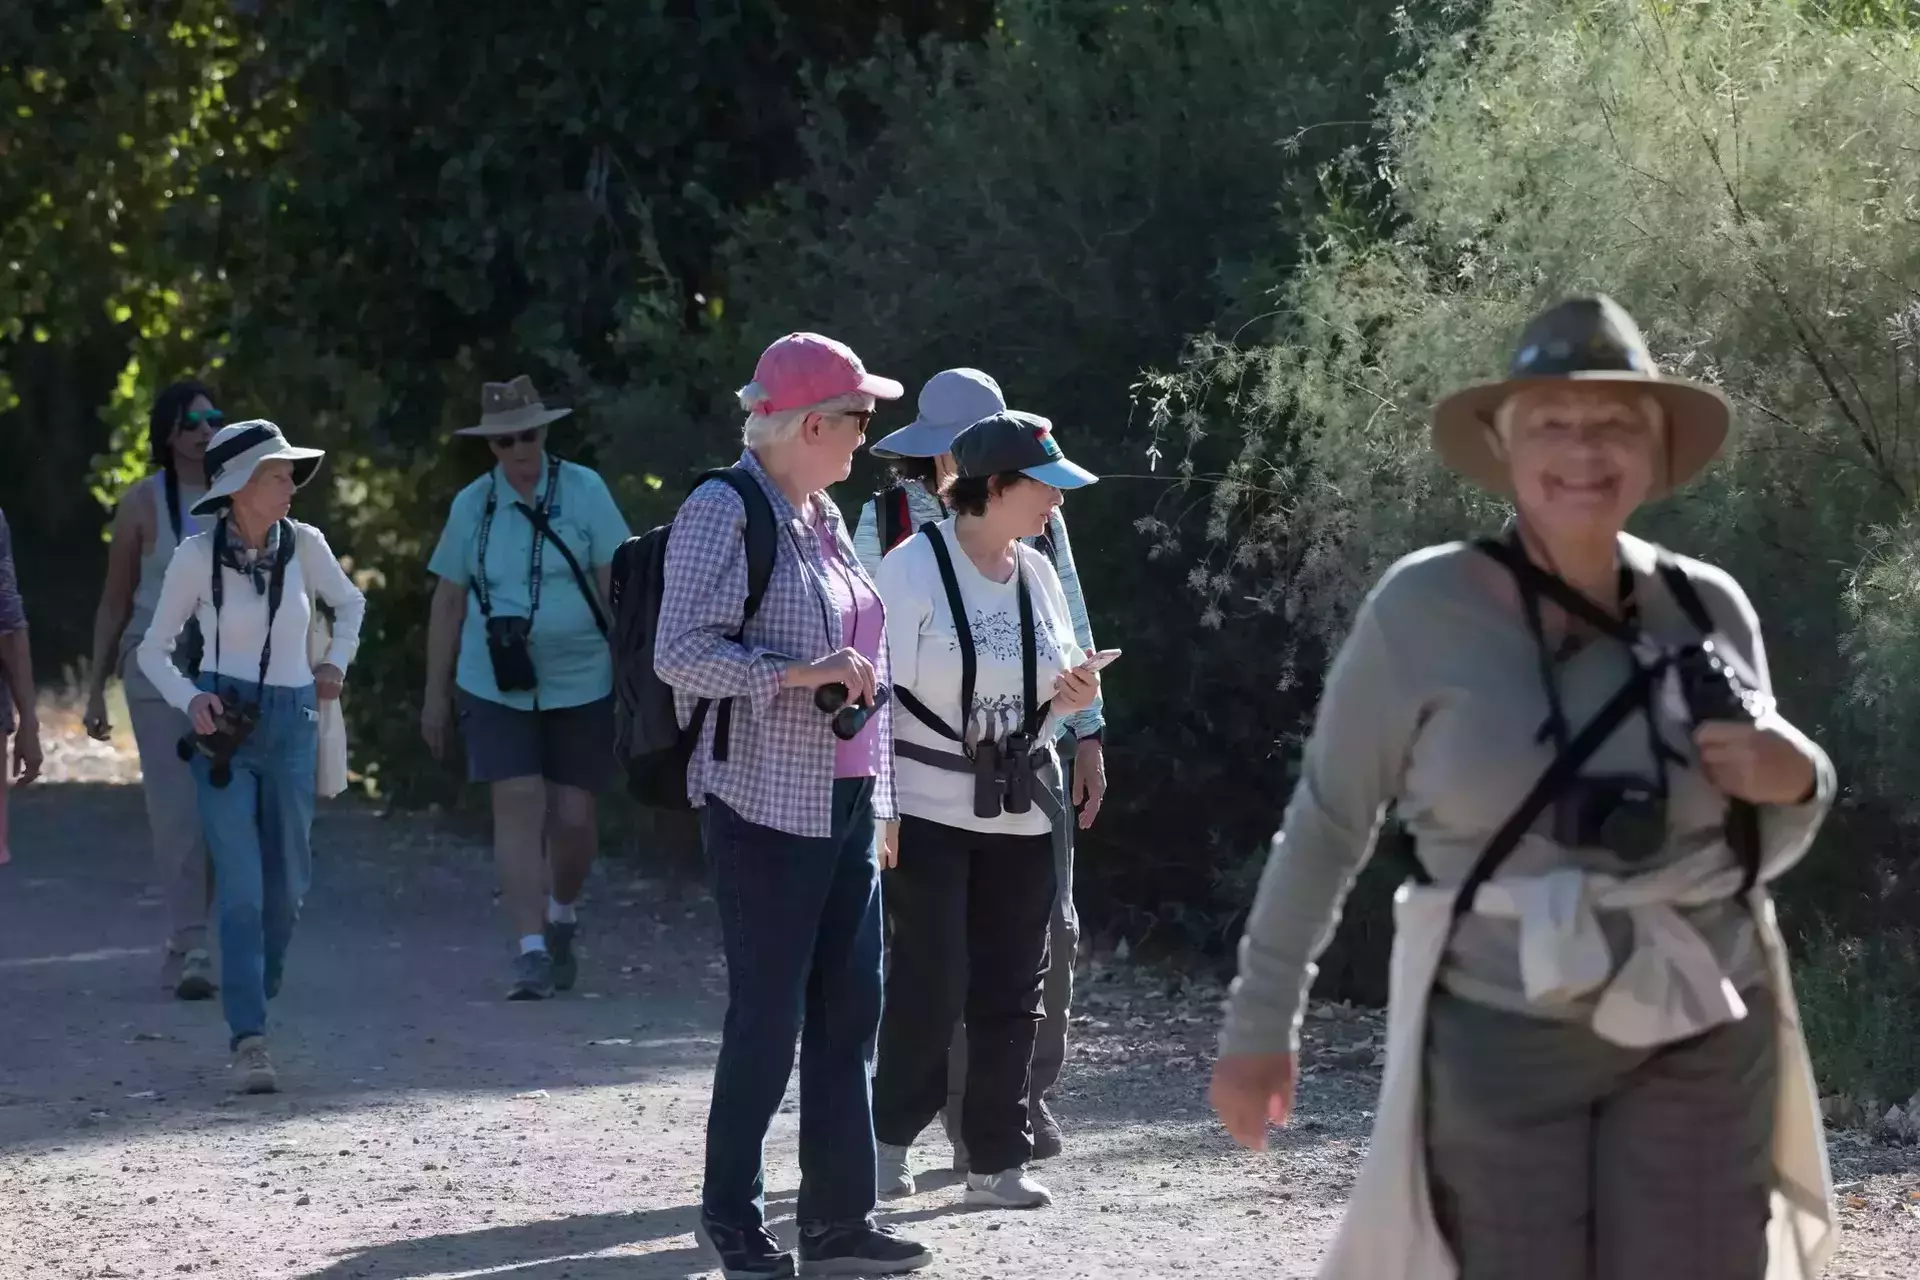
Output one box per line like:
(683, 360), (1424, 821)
(945, 602), (1065, 742)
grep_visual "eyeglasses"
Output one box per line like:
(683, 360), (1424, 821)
(488, 428), (544, 450)
(815, 682), (891, 741)
(179, 409), (224, 432)
(837, 411), (875, 433)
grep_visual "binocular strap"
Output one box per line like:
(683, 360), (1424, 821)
(892, 738), (1066, 825)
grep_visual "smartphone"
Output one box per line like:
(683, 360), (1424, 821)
(1080, 649), (1123, 673)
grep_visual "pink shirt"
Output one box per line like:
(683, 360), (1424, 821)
(816, 517), (886, 778)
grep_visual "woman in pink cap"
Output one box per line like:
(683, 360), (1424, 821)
(655, 333), (933, 1278)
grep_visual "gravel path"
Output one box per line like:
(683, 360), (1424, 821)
(1, 728), (1916, 1278)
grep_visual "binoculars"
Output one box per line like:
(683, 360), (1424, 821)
(814, 682), (891, 742)
(971, 731), (1037, 820)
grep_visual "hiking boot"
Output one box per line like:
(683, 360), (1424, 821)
(1031, 1098), (1063, 1161)
(964, 1168), (1053, 1209)
(698, 1217), (796, 1280)
(174, 949), (216, 1002)
(876, 1141), (915, 1199)
(232, 1036), (279, 1095)
(507, 949), (554, 1001)
(544, 920), (579, 992)
(797, 1220), (931, 1276)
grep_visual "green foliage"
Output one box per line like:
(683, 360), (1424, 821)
(1795, 924), (1920, 1102)
(686, 0), (1415, 945)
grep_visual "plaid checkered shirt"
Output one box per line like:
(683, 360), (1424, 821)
(655, 449), (896, 838)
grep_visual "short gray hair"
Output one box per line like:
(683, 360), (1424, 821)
(736, 387), (874, 448)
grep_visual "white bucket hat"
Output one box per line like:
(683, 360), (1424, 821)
(455, 375), (574, 437)
(190, 420), (326, 518)
(871, 368), (1050, 459)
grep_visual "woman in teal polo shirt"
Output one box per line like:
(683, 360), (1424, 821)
(422, 376), (632, 1001)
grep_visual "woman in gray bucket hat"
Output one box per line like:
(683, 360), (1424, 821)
(1211, 296), (1838, 1278)
(855, 369), (1108, 1168)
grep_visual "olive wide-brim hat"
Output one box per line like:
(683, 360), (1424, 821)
(1432, 295), (1731, 498)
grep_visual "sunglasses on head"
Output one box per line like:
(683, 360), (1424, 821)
(488, 428), (543, 450)
(179, 408), (224, 431)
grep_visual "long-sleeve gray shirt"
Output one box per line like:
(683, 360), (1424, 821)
(1221, 535), (1835, 1056)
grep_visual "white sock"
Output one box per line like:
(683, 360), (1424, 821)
(519, 934), (547, 955)
(546, 897), (577, 925)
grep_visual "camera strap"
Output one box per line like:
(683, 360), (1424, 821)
(210, 515), (297, 701)
(473, 456), (563, 621)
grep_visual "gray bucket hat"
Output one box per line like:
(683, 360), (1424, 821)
(870, 368), (1051, 459)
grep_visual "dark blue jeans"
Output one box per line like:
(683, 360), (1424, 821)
(700, 778), (883, 1232)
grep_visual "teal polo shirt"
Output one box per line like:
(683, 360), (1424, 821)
(428, 456), (632, 711)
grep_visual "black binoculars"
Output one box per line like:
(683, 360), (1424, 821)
(971, 731), (1037, 820)
(814, 682), (891, 742)
(177, 700), (262, 789)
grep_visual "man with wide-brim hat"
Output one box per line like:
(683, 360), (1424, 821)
(423, 374), (632, 1003)
(1210, 294), (1838, 1277)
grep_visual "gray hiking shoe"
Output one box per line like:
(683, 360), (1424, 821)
(877, 1141), (915, 1199)
(508, 949), (555, 1001)
(963, 1168), (1053, 1209)
(173, 948), (216, 1002)
(1031, 1098), (1063, 1161)
(544, 920), (579, 992)
(232, 1036), (279, 1094)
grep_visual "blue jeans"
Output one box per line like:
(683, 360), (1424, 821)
(700, 778), (883, 1231)
(190, 678), (318, 1048)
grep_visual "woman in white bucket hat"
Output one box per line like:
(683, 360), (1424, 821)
(1210, 296), (1837, 1279)
(138, 419), (366, 1094)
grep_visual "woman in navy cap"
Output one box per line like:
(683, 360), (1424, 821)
(871, 411), (1105, 1210)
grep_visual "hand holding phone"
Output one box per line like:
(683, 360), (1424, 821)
(1080, 648), (1122, 673)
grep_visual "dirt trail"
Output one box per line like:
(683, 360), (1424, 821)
(1, 760), (1916, 1278)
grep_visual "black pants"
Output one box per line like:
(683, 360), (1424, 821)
(873, 815), (1055, 1176)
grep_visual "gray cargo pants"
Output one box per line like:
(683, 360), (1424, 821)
(1424, 984), (1778, 1280)
(126, 678), (212, 957)
(940, 755), (1080, 1148)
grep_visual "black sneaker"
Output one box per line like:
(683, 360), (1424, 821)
(544, 920), (579, 992)
(1031, 1098), (1063, 1161)
(797, 1220), (931, 1276)
(698, 1217), (796, 1279)
(507, 949), (554, 1001)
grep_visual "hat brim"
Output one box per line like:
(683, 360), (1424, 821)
(873, 411), (1052, 460)
(190, 447), (326, 517)
(1021, 458), (1098, 491)
(857, 373), (906, 403)
(455, 406), (573, 437)
(1432, 372), (1729, 498)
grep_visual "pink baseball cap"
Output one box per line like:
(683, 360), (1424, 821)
(741, 333), (904, 416)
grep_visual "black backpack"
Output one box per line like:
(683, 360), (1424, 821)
(609, 467), (776, 808)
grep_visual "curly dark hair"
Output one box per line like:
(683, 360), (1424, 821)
(941, 470), (1033, 517)
(148, 379), (217, 471)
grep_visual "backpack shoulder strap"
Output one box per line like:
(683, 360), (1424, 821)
(877, 482), (913, 556)
(697, 468), (776, 626)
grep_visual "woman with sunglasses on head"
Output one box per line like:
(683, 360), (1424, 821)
(422, 376), (632, 1002)
(870, 412), (1101, 1212)
(83, 380), (223, 999)
(655, 333), (932, 1279)
(139, 420), (365, 1092)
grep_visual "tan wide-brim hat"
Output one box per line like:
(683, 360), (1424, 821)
(1432, 295), (1730, 498)
(455, 374), (574, 437)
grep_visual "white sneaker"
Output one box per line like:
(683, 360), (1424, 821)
(877, 1141), (916, 1199)
(964, 1168), (1052, 1209)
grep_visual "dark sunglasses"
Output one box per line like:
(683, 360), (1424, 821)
(487, 428), (544, 450)
(815, 682), (891, 741)
(835, 410), (875, 432)
(179, 408), (224, 431)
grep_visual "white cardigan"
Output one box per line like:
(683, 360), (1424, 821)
(137, 520), (366, 714)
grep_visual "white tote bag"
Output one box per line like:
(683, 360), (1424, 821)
(308, 602), (349, 799)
